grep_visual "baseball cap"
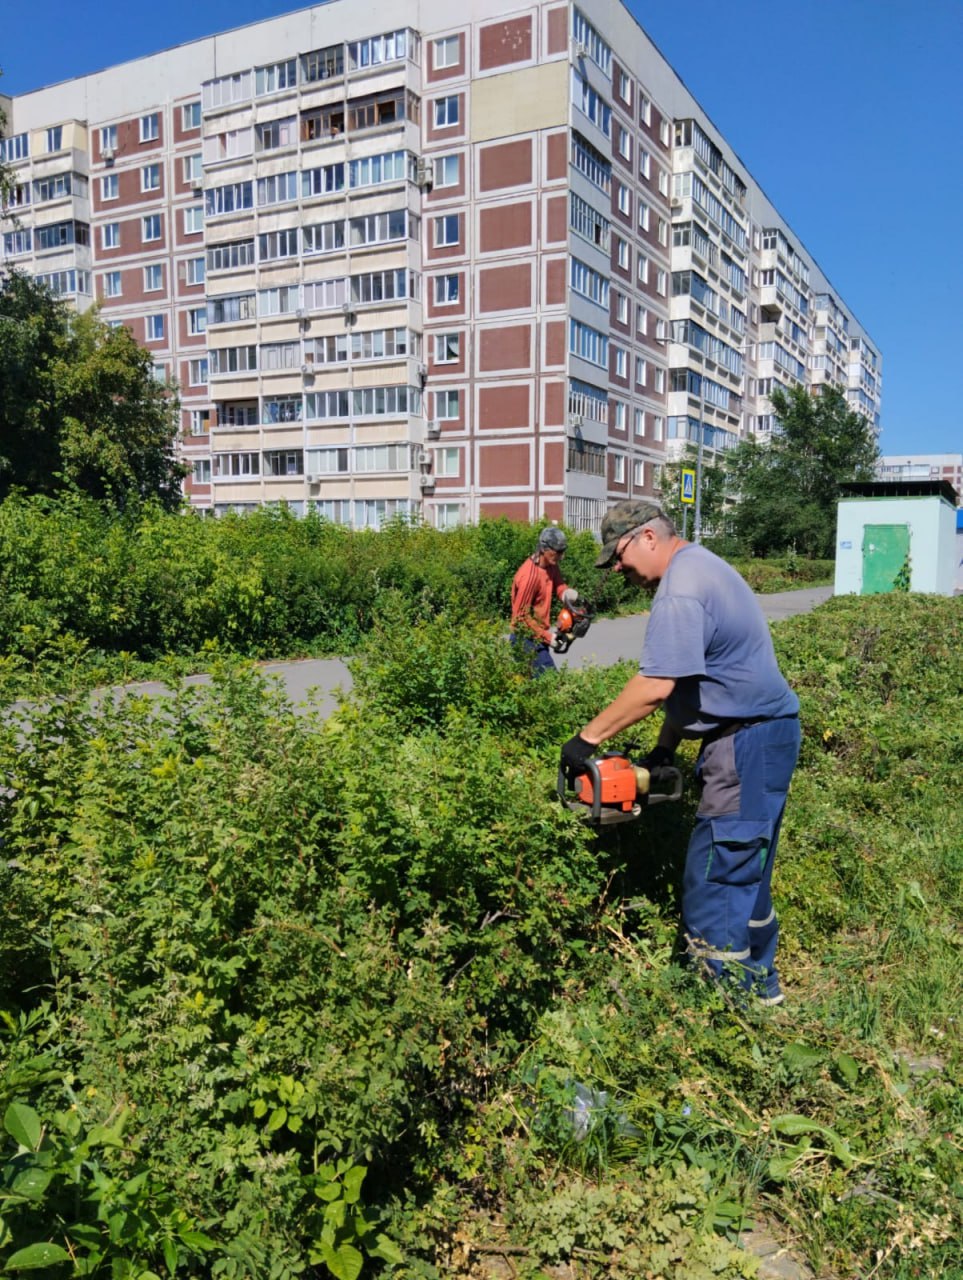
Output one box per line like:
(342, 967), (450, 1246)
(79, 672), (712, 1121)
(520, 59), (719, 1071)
(537, 526), (567, 553)
(595, 500), (664, 568)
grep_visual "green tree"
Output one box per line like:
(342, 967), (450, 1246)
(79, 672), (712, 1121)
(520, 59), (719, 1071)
(0, 270), (185, 510)
(726, 385), (878, 558)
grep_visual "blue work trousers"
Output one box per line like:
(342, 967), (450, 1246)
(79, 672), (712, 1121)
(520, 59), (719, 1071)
(682, 716), (801, 1000)
(510, 633), (557, 676)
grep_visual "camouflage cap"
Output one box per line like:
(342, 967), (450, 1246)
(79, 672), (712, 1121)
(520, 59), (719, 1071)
(595, 500), (665, 568)
(537, 526), (567, 553)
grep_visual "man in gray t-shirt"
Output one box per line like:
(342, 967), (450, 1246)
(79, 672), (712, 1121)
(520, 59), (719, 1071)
(560, 500), (801, 1005)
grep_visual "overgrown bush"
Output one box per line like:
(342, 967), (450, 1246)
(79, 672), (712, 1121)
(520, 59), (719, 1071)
(1, 593), (958, 1279)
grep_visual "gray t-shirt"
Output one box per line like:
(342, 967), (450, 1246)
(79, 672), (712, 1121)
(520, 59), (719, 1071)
(640, 544), (799, 736)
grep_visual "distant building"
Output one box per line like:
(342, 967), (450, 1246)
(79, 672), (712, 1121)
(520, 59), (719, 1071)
(877, 453), (962, 505)
(1, 0), (882, 527)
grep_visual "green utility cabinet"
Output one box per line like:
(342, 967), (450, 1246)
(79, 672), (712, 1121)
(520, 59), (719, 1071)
(835, 480), (958, 597)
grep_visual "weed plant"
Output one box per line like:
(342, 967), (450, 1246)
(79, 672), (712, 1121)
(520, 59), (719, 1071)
(0, 592), (958, 1278)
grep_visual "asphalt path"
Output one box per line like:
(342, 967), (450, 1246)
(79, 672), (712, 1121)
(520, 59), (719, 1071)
(120, 585), (832, 717)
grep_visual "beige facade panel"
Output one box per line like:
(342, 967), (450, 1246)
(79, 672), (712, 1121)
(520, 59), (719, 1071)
(469, 61), (567, 143)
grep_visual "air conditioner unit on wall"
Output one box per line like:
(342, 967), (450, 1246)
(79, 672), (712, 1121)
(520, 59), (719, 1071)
(426, 420), (441, 438)
(570, 413), (583, 428)
(102, 147), (115, 164)
(415, 158), (434, 191)
(306, 473), (320, 484)
(573, 40), (589, 60)
(415, 448), (431, 468)
(419, 473), (435, 489)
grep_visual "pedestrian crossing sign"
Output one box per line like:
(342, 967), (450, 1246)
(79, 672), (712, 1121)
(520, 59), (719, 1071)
(681, 468), (696, 504)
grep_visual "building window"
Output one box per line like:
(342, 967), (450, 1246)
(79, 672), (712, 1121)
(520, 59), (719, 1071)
(46, 126), (63, 153)
(614, 348), (627, 379)
(654, 369), (666, 394)
(434, 332), (460, 363)
(192, 459), (212, 483)
(435, 154), (460, 188)
(618, 69), (632, 106)
(434, 95), (459, 127)
(100, 125), (117, 153)
(147, 315), (165, 341)
(434, 214), (460, 247)
(189, 358), (209, 386)
(653, 414), (664, 441)
(101, 223), (119, 250)
(437, 446), (459, 477)
(187, 307), (207, 335)
(435, 503), (462, 530)
(613, 401), (627, 430)
(434, 274), (460, 304)
(189, 409), (211, 435)
(640, 94), (651, 126)
(101, 174), (118, 200)
(616, 293), (628, 324)
(436, 389), (460, 420)
(658, 217), (668, 246)
(183, 154), (203, 186)
(634, 408), (644, 436)
(143, 214), (161, 242)
(182, 101), (201, 131)
(616, 237), (629, 270)
(434, 35), (459, 69)
(659, 119), (670, 146)
(140, 113), (159, 142)
(633, 458), (645, 487)
(144, 264), (163, 291)
(103, 271), (122, 298)
(255, 58), (298, 96)
(636, 357), (648, 387)
(638, 254), (649, 284)
(613, 454), (625, 483)
(617, 125), (631, 161)
(186, 256), (206, 286)
(141, 163), (161, 192)
(657, 269), (667, 296)
(617, 182), (630, 216)
(184, 206), (204, 235)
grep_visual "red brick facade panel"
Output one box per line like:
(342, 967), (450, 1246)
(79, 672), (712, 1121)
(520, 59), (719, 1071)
(545, 131), (568, 182)
(478, 262), (532, 313)
(478, 323), (532, 372)
(478, 16), (534, 72)
(543, 380), (565, 426)
(478, 138), (533, 192)
(478, 442), (532, 486)
(544, 257), (566, 306)
(541, 499), (564, 523)
(426, 30), (467, 83)
(479, 500), (531, 521)
(543, 320), (565, 368)
(478, 201), (533, 254)
(544, 194), (567, 244)
(543, 440), (565, 486)
(478, 383), (531, 431)
(546, 6), (569, 55)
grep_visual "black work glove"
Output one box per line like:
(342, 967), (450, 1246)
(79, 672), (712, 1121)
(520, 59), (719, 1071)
(560, 733), (596, 784)
(638, 745), (676, 771)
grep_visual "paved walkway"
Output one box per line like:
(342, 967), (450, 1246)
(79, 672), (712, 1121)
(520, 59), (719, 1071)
(120, 585), (832, 717)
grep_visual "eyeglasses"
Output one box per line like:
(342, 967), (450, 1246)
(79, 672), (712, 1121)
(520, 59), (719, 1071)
(613, 528), (642, 567)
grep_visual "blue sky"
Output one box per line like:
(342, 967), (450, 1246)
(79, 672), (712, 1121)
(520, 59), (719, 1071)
(3, 0), (961, 458)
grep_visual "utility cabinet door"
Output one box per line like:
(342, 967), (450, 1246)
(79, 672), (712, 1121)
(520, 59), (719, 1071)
(861, 523), (909, 594)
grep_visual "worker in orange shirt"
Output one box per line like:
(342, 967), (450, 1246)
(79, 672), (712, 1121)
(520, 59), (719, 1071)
(510, 527), (581, 675)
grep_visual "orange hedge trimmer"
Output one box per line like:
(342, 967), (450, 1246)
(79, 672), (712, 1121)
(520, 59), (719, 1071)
(557, 751), (683, 826)
(552, 601), (595, 654)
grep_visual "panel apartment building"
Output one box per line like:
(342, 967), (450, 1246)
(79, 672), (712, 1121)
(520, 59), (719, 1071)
(0, 0), (882, 530)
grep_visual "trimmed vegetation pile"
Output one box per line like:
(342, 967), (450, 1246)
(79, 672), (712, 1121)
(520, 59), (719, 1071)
(0, 589), (960, 1278)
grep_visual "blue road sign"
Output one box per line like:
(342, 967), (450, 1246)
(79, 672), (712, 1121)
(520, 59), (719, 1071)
(681, 468), (696, 504)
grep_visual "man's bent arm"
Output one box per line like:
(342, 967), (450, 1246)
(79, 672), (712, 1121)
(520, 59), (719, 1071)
(579, 673), (676, 745)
